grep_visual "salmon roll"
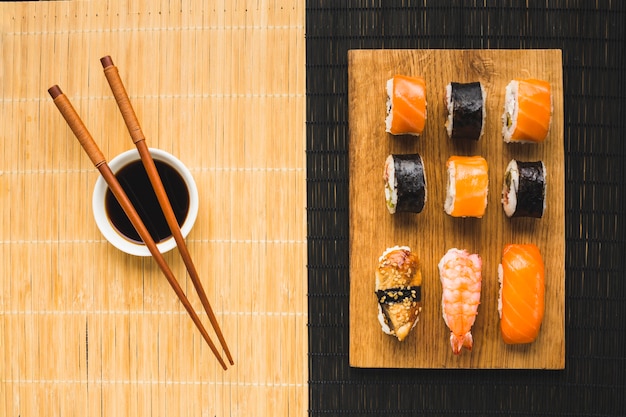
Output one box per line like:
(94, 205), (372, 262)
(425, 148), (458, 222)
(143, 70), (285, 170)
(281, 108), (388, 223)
(498, 244), (545, 344)
(376, 246), (423, 342)
(385, 75), (427, 136)
(444, 156), (489, 218)
(502, 78), (552, 143)
(502, 159), (546, 218)
(445, 82), (486, 141)
(383, 154), (427, 214)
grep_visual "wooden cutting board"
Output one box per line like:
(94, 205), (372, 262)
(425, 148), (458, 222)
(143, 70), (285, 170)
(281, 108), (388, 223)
(348, 49), (564, 369)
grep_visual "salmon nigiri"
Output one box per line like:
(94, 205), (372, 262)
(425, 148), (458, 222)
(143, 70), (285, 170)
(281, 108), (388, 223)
(385, 75), (427, 136)
(444, 155), (489, 218)
(439, 248), (482, 354)
(502, 78), (552, 143)
(498, 244), (545, 344)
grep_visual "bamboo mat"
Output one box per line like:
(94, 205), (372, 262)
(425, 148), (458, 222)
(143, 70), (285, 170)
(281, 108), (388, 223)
(0, 1), (306, 416)
(307, 2), (626, 417)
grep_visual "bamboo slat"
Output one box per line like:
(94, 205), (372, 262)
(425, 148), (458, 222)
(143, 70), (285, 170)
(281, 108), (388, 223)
(0, 1), (306, 416)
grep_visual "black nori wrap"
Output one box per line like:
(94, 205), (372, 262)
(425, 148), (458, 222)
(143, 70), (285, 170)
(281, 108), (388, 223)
(376, 286), (422, 304)
(393, 154), (426, 213)
(376, 286), (422, 332)
(449, 82), (484, 140)
(513, 161), (546, 218)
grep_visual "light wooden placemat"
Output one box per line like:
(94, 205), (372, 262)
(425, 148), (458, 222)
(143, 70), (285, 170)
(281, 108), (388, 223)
(0, 1), (306, 416)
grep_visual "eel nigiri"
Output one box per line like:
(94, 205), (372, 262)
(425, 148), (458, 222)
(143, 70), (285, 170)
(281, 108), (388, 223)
(385, 75), (427, 136)
(438, 248), (482, 354)
(502, 78), (552, 143)
(376, 246), (423, 342)
(498, 244), (545, 344)
(444, 155), (489, 218)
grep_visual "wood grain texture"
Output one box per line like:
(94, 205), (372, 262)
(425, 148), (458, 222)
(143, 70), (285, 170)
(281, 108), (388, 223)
(349, 49), (564, 369)
(0, 1), (306, 415)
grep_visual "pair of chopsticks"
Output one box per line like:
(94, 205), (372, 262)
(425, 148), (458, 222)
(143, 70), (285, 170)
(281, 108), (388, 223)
(48, 55), (233, 370)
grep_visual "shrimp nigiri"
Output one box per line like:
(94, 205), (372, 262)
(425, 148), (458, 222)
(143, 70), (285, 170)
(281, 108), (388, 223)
(498, 244), (545, 344)
(502, 78), (552, 143)
(444, 155), (489, 218)
(438, 248), (482, 354)
(385, 75), (427, 136)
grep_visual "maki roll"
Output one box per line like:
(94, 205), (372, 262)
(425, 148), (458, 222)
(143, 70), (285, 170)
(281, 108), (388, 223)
(498, 244), (545, 344)
(445, 82), (486, 141)
(502, 78), (552, 143)
(501, 159), (546, 218)
(444, 156), (489, 218)
(384, 154), (427, 214)
(376, 246), (422, 342)
(385, 75), (427, 136)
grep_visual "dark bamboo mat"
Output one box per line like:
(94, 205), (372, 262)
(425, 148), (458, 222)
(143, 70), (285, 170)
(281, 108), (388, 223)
(306, 1), (626, 416)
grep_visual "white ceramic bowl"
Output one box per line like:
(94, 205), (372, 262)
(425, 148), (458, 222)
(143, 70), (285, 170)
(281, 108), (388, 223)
(92, 148), (198, 256)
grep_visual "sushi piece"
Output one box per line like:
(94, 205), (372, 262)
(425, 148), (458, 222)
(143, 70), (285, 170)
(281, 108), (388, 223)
(444, 156), (489, 218)
(383, 154), (427, 214)
(438, 248), (482, 354)
(502, 159), (546, 218)
(445, 81), (486, 141)
(502, 78), (552, 143)
(385, 75), (427, 136)
(376, 246), (423, 342)
(498, 244), (545, 344)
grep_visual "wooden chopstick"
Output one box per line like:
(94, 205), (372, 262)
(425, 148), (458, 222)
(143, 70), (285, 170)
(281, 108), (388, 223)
(99, 55), (234, 366)
(47, 85), (229, 371)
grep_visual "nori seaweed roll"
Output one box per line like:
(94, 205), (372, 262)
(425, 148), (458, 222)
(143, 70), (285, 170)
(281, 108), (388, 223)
(383, 154), (427, 214)
(501, 159), (546, 218)
(445, 82), (486, 141)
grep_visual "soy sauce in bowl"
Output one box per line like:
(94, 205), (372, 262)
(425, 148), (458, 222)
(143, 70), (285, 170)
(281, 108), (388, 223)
(105, 159), (190, 243)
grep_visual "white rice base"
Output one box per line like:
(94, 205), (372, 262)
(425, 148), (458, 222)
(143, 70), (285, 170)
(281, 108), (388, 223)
(383, 154), (397, 214)
(541, 161), (547, 215)
(502, 159), (519, 217)
(502, 80), (519, 143)
(478, 83), (487, 139)
(385, 78), (394, 134)
(497, 263), (503, 319)
(445, 83), (453, 137)
(420, 154), (428, 205)
(444, 161), (456, 215)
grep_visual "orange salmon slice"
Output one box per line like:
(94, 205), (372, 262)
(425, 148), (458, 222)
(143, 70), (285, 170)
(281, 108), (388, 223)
(387, 75), (427, 135)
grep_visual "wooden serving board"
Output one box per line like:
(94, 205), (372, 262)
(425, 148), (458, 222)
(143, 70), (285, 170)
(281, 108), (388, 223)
(348, 49), (564, 369)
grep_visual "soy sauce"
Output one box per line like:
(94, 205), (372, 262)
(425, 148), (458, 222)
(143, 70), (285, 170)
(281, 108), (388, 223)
(105, 160), (190, 244)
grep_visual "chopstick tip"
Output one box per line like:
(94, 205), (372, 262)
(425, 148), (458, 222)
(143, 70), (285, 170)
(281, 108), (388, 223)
(100, 55), (114, 68)
(48, 85), (63, 99)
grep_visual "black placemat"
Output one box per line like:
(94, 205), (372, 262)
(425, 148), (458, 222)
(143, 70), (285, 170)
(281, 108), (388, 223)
(307, 1), (626, 416)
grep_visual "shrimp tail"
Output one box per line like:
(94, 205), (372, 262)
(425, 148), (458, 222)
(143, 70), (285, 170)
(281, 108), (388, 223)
(450, 331), (473, 355)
